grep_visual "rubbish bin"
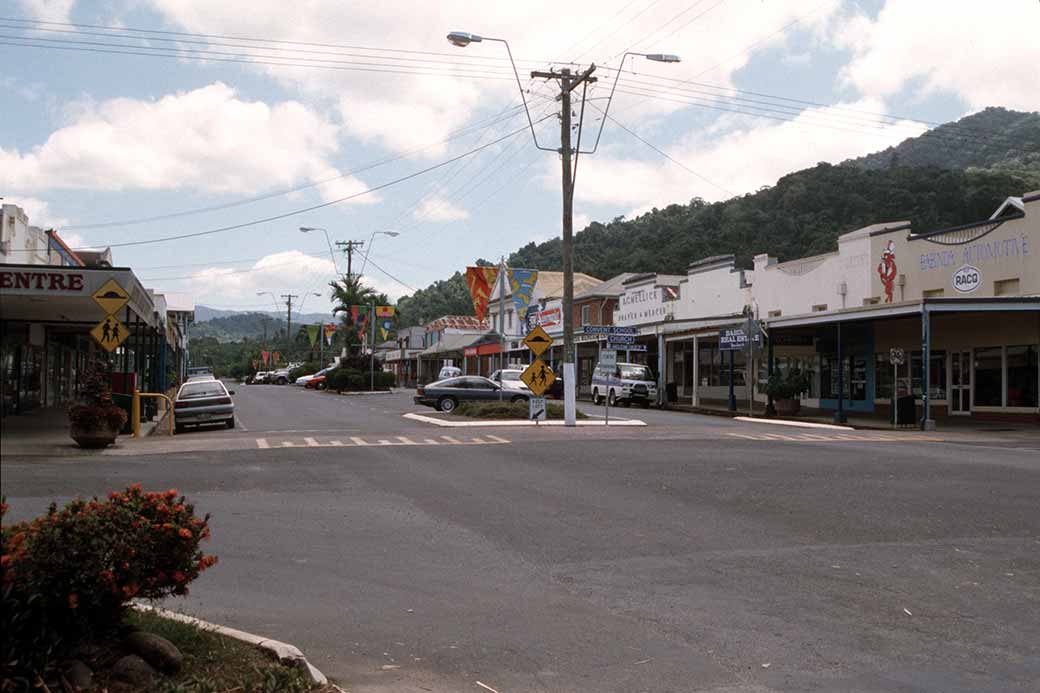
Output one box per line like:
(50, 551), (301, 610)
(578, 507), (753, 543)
(665, 382), (678, 405)
(893, 394), (916, 426)
(110, 392), (134, 434)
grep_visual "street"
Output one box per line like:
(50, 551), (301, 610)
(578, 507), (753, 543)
(3, 384), (1039, 693)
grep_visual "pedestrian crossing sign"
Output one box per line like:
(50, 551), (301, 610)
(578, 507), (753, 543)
(520, 358), (555, 397)
(90, 314), (130, 352)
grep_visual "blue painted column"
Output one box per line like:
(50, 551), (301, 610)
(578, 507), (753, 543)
(834, 322), (847, 424)
(728, 350), (736, 411)
(766, 331), (776, 417)
(921, 306), (935, 430)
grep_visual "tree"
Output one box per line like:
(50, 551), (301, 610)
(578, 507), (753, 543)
(329, 276), (390, 355)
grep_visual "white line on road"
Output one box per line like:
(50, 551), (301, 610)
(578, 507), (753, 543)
(486, 435), (510, 444)
(396, 436), (418, 445)
(733, 416), (854, 431)
(440, 435), (462, 444)
(256, 438), (270, 449)
(304, 437), (320, 447)
(350, 437), (370, 446)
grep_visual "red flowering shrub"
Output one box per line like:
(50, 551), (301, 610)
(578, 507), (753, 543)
(1, 487), (217, 683)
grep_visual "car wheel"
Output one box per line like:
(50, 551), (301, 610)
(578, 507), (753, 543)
(608, 390), (617, 407)
(622, 400), (631, 408)
(226, 418), (235, 429)
(175, 422), (185, 434)
(438, 396), (458, 413)
(640, 400), (650, 409)
(511, 395), (527, 404)
(592, 388), (601, 405)
(277, 377), (288, 385)
(316, 382), (325, 390)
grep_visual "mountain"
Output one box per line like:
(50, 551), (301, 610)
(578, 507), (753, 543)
(395, 107), (1038, 327)
(192, 307), (337, 342)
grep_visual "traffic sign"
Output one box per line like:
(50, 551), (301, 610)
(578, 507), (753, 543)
(602, 334), (635, 344)
(92, 278), (130, 315)
(529, 397), (547, 421)
(520, 358), (555, 396)
(90, 314), (130, 352)
(583, 325), (637, 335)
(523, 325), (553, 357)
(889, 347), (905, 365)
(600, 349), (617, 368)
(610, 343), (647, 352)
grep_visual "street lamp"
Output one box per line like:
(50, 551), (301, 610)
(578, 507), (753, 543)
(256, 291), (279, 312)
(358, 230), (400, 278)
(587, 52), (682, 153)
(448, 31), (680, 426)
(299, 226), (339, 275)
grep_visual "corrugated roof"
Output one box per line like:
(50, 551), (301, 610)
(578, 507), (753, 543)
(418, 331), (491, 356)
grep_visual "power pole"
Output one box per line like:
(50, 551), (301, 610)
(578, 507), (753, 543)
(281, 293), (298, 354)
(335, 240), (365, 280)
(530, 66), (597, 427)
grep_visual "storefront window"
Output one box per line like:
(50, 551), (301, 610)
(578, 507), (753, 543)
(974, 347), (1003, 407)
(910, 351), (946, 400)
(1006, 345), (1038, 408)
(876, 353), (892, 399)
(698, 345), (718, 386)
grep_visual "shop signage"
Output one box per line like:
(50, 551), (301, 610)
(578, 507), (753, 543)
(521, 358), (555, 396)
(952, 265), (981, 293)
(603, 334), (635, 344)
(719, 326), (761, 351)
(464, 346), (478, 357)
(615, 286), (674, 326)
(610, 343), (647, 352)
(583, 326), (638, 335)
(0, 269), (85, 292)
(529, 396), (547, 422)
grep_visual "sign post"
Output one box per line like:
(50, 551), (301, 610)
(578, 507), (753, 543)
(90, 279), (131, 354)
(521, 326), (556, 419)
(600, 348), (617, 425)
(890, 347), (905, 429)
(529, 396), (547, 423)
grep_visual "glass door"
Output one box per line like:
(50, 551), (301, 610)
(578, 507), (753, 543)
(950, 351), (971, 415)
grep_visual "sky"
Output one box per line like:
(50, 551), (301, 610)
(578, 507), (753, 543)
(2, 0), (1038, 313)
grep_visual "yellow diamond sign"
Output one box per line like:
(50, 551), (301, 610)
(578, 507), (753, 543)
(522, 325), (553, 357)
(90, 314), (130, 352)
(520, 358), (555, 397)
(92, 278), (130, 315)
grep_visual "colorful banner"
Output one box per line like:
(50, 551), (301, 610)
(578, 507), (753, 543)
(261, 351), (270, 366)
(306, 324), (320, 347)
(251, 359), (258, 369)
(379, 318), (394, 341)
(272, 351), (281, 365)
(324, 322), (337, 346)
(508, 268), (539, 320)
(465, 266), (498, 322)
(376, 305), (395, 318)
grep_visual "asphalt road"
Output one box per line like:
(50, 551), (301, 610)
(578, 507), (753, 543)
(4, 384), (1039, 692)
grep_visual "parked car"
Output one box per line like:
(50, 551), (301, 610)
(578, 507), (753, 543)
(489, 368), (531, 393)
(270, 368), (291, 385)
(250, 371), (270, 384)
(438, 366), (462, 380)
(187, 366), (214, 381)
(296, 366), (333, 387)
(174, 379), (236, 432)
(591, 362), (657, 408)
(305, 374), (327, 390)
(415, 376), (528, 413)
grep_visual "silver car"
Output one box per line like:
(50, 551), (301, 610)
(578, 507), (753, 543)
(489, 369), (531, 393)
(174, 379), (236, 432)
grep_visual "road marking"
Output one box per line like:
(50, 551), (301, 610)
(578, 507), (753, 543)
(396, 436), (418, 445)
(423, 438), (441, 445)
(440, 435), (462, 444)
(486, 435), (510, 444)
(470, 437), (486, 444)
(350, 436), (371, 446)
(329, 440), (343, 446)
(281, 441), (297, 447)
(253, 434), (511, 450)
(256, 438), (270, 449)
(724, 431), (944, 443)
(304, 437), (320, 447)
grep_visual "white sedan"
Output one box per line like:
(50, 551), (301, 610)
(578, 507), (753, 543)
(489, 369), (531, 393)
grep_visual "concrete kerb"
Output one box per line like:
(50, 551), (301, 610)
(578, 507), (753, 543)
(733, 416), (855, 431)
(403, 412), (647, 427)
(131, 603), (329, 686)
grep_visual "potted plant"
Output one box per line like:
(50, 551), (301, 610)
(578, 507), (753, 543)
(765, 369), (810, 416)
(67, 364), (128, 448)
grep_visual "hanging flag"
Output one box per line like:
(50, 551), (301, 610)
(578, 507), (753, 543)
(272, 351), (281, 365)
(379, 318), (393, 341)
(261, 351), (270, 366)
(376, 305), (395, 318)
(251, 359), (258, 369)
(306, 324), (320, 347)
(324, 322), (337, 346)
(465, 266), (498, 322)
(508, 268), (539, 320)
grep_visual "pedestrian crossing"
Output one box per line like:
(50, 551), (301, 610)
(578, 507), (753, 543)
(255, 434), (511, 449)
(724, 431), (943, 442)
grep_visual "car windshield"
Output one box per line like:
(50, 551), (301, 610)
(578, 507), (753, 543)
(501, 371), (522, 381)
(180, 382), (226, 399)
(620, 365), (652, 381)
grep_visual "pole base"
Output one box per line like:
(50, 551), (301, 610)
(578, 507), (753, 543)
(921, 418), (936, 431)
(833, 411), (848, 424)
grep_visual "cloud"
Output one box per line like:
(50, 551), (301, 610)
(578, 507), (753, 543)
(834, 1), (1040, 111)
(17, 0), (74, 23)
(6, 196), (70, 229)
(0, 83), (374, 204)
(569, 99), (923, 214)
(412, 195), (470, 222)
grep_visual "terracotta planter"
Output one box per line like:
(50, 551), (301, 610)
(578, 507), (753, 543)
(70, 422), (120, 449)
(774, 398), (801, 416)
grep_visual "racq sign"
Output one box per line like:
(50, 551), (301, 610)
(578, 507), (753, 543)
(952, 265), (981, 293)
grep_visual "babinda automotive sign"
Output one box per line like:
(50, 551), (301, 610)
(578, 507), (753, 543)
(952, 265), (981, 293)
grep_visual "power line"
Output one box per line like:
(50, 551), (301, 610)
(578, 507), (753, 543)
(71, 116), (552, 251)
(363, 256), (417, 294)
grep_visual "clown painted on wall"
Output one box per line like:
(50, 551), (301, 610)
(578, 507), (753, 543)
(877, 240), (898, 303)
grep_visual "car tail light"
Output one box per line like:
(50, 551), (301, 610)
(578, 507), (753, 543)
(175, 400), (188, 409)
(216, 396), (232, 405)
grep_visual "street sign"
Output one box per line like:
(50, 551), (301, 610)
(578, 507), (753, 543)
(609, 342), (647, 352)
(583, 326), (637, 336)
(523, 325), (553, 357)
(602, 334), (635, 344)
(889, 347), (905, 365)
(91, 278), (130, 315)
(90, 314), (130, 352)
(718, 326), (762, 351)
(520, 358), (555, 397)
(600, 349), (617, 368)
(529, 396), (547, 421)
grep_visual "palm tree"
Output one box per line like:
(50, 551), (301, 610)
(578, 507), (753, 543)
(329, 276), (390, 355)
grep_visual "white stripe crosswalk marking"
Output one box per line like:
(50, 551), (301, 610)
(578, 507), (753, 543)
(469, 437), (486, 444)
(329, 440), (343, 446)
(350, 436), (370, 446)
(486, 435), (510, 444)
(280, 441), (296, 447)
(256, 438), (270, 449)
(253, 435), (512, 449)
(304, 437), (320, 447)
(423, 438), (440, 445)
(396, 436), (418, 445)
(377, 439), (392, 445)
(440, 435), (462, 444)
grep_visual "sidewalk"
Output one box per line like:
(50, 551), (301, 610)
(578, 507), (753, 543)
(1, 407), (159, 457)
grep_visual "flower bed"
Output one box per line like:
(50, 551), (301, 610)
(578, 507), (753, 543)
(451, 401), (587, 420)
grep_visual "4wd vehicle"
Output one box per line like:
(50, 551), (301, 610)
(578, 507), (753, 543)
(591, 362), (657, 408)
(270, 368), (291, 385)
(415, 376), (528, 412)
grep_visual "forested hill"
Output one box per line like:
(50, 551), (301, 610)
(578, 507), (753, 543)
(395, 107), (1040, 327)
